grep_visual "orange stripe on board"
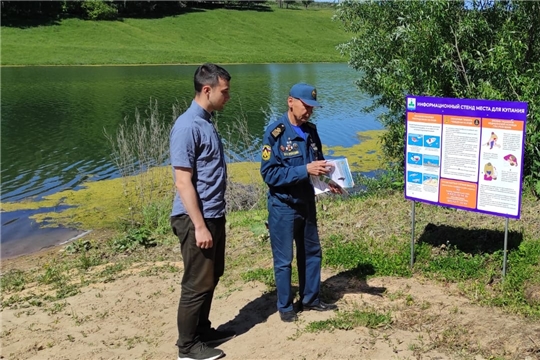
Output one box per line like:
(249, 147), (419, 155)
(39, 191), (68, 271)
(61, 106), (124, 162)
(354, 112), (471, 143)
(482, 118), (524, 131)
(443, 115), (481, 127)
(439, 178), (477, 209)
(407, 112), (442, 124)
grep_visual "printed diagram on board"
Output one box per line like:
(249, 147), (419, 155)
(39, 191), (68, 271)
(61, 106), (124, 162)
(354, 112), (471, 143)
(503, 154), (518, 167)
(482, 162), (498, 181)
(483, 131), (501, 150)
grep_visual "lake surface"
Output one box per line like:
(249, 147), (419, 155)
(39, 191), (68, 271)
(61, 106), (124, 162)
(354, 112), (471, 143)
(1, 63), (384, 257)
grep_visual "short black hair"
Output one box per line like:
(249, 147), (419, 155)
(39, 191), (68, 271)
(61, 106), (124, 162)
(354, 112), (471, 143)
(194, 63), (231, 93)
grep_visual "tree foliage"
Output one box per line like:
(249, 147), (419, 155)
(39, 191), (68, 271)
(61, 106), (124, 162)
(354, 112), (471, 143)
(81, 0), (118, 20)
(335, 0), (540, 196)
(302, 1), (314, 9)
(0, 0), (270, 22)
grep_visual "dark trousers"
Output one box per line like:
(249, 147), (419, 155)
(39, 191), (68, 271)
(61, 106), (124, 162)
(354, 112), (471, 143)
(171, 215), (226, 353)
(267, 196), (322, 313)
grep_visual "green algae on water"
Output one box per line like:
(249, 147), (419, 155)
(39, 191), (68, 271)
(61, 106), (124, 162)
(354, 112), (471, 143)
(325, 130), (385, 172)
(0, 130), (385, 229)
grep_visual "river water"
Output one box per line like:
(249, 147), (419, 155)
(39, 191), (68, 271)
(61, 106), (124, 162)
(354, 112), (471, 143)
(1, 63), (384, 258)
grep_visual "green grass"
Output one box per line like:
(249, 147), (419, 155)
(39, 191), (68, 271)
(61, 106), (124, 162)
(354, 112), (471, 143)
(0, 269), (29, 292)
(1, 7), (349, 65)
(241, 268), (275, 289)
(305, 308), (392, 332)
(317, 191), (540, 318)
(323, 234), (412, 278)
(4, 189), (537, 319)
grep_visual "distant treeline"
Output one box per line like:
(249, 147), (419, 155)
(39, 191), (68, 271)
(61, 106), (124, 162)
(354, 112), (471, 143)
(0, 0), (323, 22)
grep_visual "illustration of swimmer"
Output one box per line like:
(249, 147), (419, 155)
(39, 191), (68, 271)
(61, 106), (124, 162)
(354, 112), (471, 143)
(504, 154), (518, 166)
(425, 137), (436, 145)
(485, 132), (501, 150)
(410, 155), (420, 162)
(483, 162), (498, 181)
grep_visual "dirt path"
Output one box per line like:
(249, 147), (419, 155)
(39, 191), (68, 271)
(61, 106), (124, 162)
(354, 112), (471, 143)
(2, 263), (539, 360)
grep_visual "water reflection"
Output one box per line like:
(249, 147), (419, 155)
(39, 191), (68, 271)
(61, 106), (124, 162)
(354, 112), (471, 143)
(1, 63), (383, 203)
(1, 206), (88, 259)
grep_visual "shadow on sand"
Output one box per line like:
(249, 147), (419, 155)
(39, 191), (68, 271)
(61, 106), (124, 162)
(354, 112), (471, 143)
(216, 262), (386, 339)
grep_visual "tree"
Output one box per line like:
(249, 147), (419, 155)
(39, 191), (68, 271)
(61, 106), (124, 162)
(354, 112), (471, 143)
(335, 0), (540, 196)
(284, 0), (296, 9)
(0, 1), (66, 21)
(302, 0), (314, 9)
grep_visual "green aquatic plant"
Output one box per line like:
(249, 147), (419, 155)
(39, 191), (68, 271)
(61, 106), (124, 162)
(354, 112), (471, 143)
(0, 129), (385, 231)
(325, 130), (385, 173)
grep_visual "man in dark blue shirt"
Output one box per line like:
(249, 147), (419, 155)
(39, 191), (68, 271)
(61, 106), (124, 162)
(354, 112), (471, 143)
(260, 83), (339, 323)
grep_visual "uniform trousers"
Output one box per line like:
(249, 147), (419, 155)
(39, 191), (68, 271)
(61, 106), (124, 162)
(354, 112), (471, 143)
(267, 195), (322, 313)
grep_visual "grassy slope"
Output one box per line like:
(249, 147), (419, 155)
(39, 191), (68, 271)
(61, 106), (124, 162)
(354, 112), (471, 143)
(1, 7), (349, 65)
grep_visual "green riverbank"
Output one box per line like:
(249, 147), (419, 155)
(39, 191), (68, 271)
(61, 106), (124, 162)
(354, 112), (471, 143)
(1, 7), (348, 66)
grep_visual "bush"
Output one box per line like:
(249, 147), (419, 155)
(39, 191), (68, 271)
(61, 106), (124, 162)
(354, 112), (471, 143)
(226, 181), (265, 212)
(81, 0), (118, 20)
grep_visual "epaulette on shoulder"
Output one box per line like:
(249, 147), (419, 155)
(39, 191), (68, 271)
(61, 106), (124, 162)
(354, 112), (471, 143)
(306, 122), (317, 129)
(271, 123), (285, 140)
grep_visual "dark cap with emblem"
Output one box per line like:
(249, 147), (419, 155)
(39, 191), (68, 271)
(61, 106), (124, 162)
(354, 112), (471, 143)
(289, 83), (321, 107)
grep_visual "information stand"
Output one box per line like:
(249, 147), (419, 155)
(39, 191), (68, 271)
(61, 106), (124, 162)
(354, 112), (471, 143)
(405, 96), (528, 276)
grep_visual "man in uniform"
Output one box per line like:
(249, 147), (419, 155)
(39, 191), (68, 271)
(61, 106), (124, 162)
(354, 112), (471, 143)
(260, 83), (339, 322)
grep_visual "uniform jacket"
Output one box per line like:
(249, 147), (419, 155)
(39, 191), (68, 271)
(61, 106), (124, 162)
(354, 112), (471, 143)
(260, 112), (324, 205)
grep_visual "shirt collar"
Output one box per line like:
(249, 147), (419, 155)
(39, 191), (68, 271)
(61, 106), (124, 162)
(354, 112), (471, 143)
(190, 100), (213, 122)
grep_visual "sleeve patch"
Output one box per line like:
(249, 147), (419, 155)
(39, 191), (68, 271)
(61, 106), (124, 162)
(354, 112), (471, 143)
(262, 145), (272, 161)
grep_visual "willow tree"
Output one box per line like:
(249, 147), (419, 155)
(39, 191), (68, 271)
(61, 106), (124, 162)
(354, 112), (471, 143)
(335, 0), (540, 195)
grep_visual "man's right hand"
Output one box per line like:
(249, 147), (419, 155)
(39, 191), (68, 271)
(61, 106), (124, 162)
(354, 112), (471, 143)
(307, 160), (332, 176)
(195, 226), (213, 249)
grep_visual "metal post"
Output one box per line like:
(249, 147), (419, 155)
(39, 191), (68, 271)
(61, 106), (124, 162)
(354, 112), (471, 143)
(410, 201), (416, 269)
(502, 217), (509, 278)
